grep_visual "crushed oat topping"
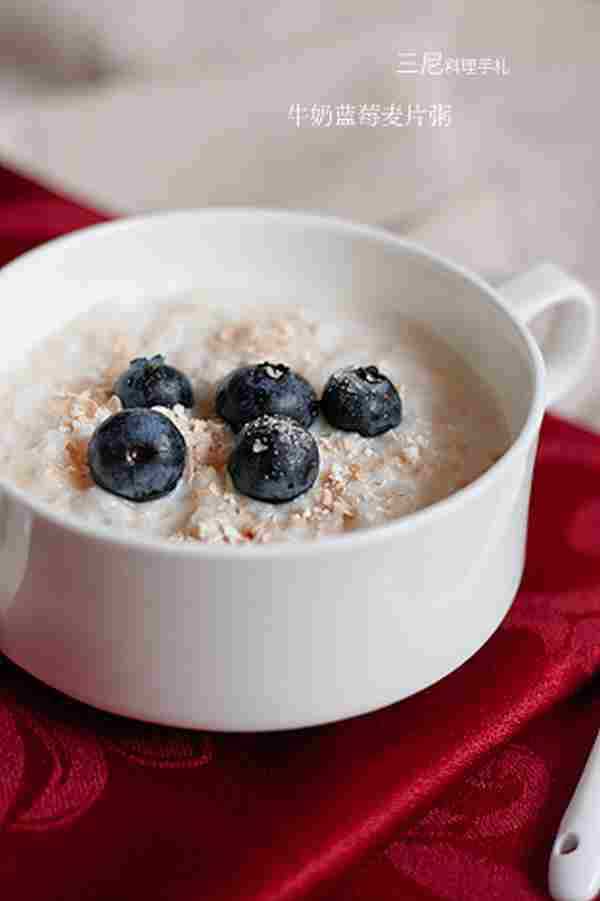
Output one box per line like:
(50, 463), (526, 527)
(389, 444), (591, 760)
(398, 445), (421, 466)
(64, 438), (93, 490)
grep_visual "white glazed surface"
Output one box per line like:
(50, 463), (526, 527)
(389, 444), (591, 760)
(0, 301), (509, 543)
(549, 729), (600, 901)
(0, 210), (594, 730)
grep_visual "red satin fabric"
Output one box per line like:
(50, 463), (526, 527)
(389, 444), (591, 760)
(0, 163), (599, 901)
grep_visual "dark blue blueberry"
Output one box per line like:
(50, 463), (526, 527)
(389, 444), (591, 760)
(216, 362), (318, 432)
(87, 408), (186, 502)
(228, 414), (319, 503)
(321, 365), (402, 437)
(114, 355), (194, 410)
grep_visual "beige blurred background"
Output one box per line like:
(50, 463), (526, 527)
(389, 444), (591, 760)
(1, 1), (599, 425)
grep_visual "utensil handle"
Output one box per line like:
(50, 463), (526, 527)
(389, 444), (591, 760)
(548, 729), (600, 901)
(498, 262), (597, 408)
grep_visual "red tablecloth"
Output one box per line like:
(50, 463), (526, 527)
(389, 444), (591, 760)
(0, 162), (599, 901)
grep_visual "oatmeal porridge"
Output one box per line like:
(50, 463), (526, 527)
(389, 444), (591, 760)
(0, 300), (510, 544)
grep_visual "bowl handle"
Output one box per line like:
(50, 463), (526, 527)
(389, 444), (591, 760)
(497, 262), (597, 408)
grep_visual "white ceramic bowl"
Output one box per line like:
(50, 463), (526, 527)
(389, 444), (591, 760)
(0, 210), (595, 731)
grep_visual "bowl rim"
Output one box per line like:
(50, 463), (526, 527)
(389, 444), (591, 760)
(0, 206), (546, 560)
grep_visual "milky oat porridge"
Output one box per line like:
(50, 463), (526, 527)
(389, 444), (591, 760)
(0, 300), (510, 544)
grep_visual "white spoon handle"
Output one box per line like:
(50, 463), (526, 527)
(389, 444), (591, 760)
(549, 730), (600, 901)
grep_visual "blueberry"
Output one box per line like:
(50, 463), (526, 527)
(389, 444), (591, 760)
(228, 414), (319, 503)
(88, 409), (186, 502)
(114, 355), (194, 410)
(321, 365), (402, 437)
(216, 362), (318, 432)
